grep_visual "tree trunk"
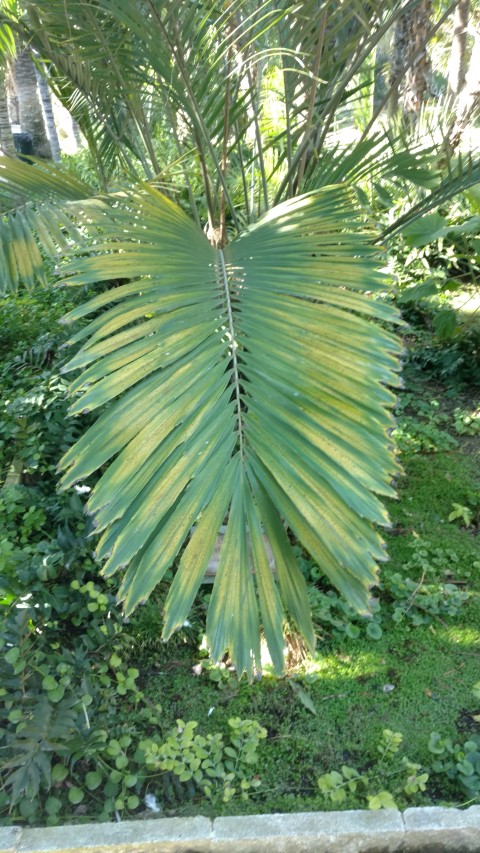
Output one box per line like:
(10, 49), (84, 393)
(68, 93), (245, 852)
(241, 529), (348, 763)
(373, 31), (390, 113)
(13, 47), (52, 159)
(389, 0), (433, 124)
(71, 116), (83, 148)
(0, 71), (15, 156)
(447, 0), (470, 100)
(34, 62), (62, 162)
(448, 23), (480, 151)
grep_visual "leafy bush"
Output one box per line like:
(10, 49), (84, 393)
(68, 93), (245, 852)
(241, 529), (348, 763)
(318, 729), (429, 810)
(453, 406), (480, 436)
(0, 289), (74, 362)
(428, 732), (480, 800)
(401, 320), (480, 386)
(0, 289), (162, 824)
(393, 199), (480, 308)
(143, 717), (267, 804)
(392, 394), (457, 455)
(390, 196), (480, 386)
(301, 539), (470, 643)
(0, 287), (94, 489)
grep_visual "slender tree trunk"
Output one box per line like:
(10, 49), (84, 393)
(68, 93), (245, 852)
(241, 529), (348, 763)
(71, 116), (83, 148)
(13, 47), (52, 158)
(447, 0), (470, 100)
(373, 31), (390, 113)
(34, 62), (62, 162)
(5, 63), (18, 124)
(448, 23), (480, 151)
(0, 71), (15, 156)
(389, 0), (433, 124)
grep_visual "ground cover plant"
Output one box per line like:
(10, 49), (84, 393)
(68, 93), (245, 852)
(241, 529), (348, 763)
(1, 281), (479, 826)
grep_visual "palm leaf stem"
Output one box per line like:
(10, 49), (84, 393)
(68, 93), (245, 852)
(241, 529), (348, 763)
(195, 125), (216, 237)
(235, 119), (251, 222)
(218, 247), (244, 462)
(81, 3), (156, 179)
(219, 51), (232, 247)
(246, 58), (269, 212)
(274, 0), (423, 203)
(296, 4), (328, 191)
(280, 54), (293, 198)
(166, 102), (202, 231)
(146, 0), (240, 232)
(235, 3), (269, 211)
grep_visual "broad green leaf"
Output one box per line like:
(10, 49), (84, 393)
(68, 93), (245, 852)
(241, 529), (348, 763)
(68, 787), (84, 805)
(433, 308), (458, 340)
(57, 184), (400, 676)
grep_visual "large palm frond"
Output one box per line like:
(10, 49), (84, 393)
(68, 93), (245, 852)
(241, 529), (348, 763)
(1, 0), (471, 677)
(58, 184), (401, 675)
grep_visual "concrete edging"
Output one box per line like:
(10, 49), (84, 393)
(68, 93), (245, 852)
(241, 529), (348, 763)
(0, 806), (479, 852)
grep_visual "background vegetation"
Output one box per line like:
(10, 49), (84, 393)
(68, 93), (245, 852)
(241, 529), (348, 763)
(0, 0), (479, 827)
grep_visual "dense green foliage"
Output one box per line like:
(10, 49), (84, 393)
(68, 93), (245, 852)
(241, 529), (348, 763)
(1, 268), (479, 823)
(1, 0), (480, 827)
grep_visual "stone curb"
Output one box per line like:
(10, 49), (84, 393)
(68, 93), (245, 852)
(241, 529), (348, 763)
(0, 806), (479, 852)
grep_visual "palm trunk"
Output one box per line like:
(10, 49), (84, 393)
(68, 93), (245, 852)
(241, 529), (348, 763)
(13, 46), (52, 159)
(447, 0), (470, 100)
(34, 62), (61, 162)
(448, 23), (480, 151)
(373, 31), (390, 113)
(0, 71), (15, 156)
(71, 117), (83, 148)
(389, 0), (433, 124)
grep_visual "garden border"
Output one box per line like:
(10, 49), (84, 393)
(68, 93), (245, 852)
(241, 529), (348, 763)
(0, 805), (479, 852)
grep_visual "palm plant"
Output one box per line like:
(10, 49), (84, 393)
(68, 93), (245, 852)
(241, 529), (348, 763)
(0, 0), (478, 674)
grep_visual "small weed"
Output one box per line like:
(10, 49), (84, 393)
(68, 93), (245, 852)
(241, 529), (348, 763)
(448, 503), (475, 528)
(453, 407), (480, 436)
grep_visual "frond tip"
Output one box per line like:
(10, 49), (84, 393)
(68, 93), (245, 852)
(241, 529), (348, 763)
(59, 184), (402, 677)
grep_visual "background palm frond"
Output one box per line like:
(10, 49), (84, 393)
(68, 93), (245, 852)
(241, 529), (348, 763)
(0, 155), (99, 295)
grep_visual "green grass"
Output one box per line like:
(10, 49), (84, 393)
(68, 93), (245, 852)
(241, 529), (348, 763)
(129, 431), (480, 816)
